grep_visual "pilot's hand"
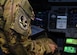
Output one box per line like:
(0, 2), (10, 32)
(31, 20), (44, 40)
(48, 43), (58, 54)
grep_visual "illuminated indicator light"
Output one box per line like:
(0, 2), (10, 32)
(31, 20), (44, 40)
(66, 39), (77, 45)
(64, 46), (76, 53)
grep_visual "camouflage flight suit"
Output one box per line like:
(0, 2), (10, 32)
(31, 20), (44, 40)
(0, 0), (58, 55)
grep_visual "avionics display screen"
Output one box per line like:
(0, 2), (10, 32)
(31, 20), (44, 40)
(56, 16), (67, 29)
(64, 46), (76, 53)
(66, 38), (77, 45)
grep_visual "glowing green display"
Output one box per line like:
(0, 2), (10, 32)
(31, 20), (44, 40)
(66, 38), (77, 45)
(64, 46), (76, 53)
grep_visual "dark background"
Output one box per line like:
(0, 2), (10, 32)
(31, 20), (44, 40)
(28, 0), (50, 12)
(29, 0), (77, 12)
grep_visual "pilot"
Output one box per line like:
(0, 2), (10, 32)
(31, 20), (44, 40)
(0, 0), (58, 55)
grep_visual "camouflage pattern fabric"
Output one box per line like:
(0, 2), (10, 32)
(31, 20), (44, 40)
(0, 0), (5, 5)
(3, 0), (34, 37)
(0, 0), (58, 55)
(20, 37), (57, 55)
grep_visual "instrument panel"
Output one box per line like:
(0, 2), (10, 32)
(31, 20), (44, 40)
(48, 6), (77, 38)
